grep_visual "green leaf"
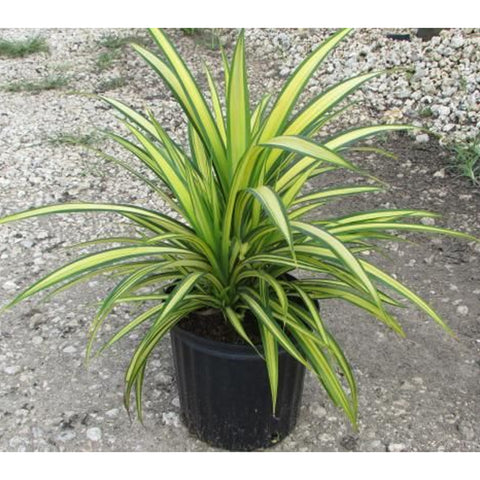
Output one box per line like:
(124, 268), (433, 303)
(124, 273), (204, 412)
(259, 321), (279, 414)
(227, 30), (250, 176)
(325, 124), (415, 151)
(291, 221), (384, 312)
(262, 135), (359, 172)
(240, 290), (307, 367)
(259, 28), (352, 142)
(247, 185), (294, 251)
(3, 246), (196, 310)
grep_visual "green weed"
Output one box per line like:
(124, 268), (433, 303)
(96, 76), (127, 92)
(0, 35), (49, 58)
(449, 136), (480, 186)
(98, 33), (147, 50)
(419, 107), (433, 118)
(3, 75), (68, 93)
(47, 131), (103, 147)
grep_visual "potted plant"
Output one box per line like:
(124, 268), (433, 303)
(0, 28), (477, 451)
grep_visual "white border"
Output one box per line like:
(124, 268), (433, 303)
(1, 452), (479, 479)
(1, 0), (478, 27)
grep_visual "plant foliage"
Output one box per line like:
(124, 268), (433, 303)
(1, 28), (477, 426)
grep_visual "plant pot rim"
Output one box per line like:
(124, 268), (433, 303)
(172, 319), (302, 359)
(171, 322), (281, 358)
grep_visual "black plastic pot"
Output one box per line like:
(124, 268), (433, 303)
(170, 321), (305, 451)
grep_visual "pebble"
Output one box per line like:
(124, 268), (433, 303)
(2, 280), (18, 292)
(340, 435), (358, 451)
(4, 365), (21, 375)
(456, 305), (469, 316)
(57, 430), (77, 442)
(309, 403), (327, 418)
(457, 420), (475, 441)
(9, 436), (27, 450)
(363, 440), (386, 452)
(32, 336), (43, 345)
(155, 372), (173, 385)
(318, 433), (335, 443)
(415, 133), (430, 143)
(29, 314), (46, 330)
(105, 408), (119, 418)
(387, 443), (407, 452)
(451, 36), (465, 49)
(86, 427), (102, 442)
(63, 345), (77, 354)
(420, 217), (436, 226)
(162, 411), (181, 427)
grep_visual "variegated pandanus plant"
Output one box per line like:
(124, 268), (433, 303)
(1, 28), (477, 426)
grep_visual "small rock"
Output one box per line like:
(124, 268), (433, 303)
(4, 365), (22, 375)
(457, 420), (475, 441)
(387, 443), (407, 452)
(31, 427), (44, 439)
(9, 436), (27, 450)
(86, 427), (102, 442)
(400, 380), (415, 391)
(21, 240), (34, 248)
(420, 217), (435, 226)
(363, 440), (386, 452)
(415, 133), (430, 143)
(451, 36), (465, 49)
(29, 314), (46, 330)
(57, 430), (77, 442)
(424, 254), (435, 265)
(162, 411), (180, 427)
(309, 403), (327, 418)
(318, 433), (335, 443)
(63, 345), (77, 354)
(2, 280), (18, 292)
(32, 336), (43, 345)
(105, 408), (119, 418)
(340, 435), (358, 451)
(433, 168), (446, 178)
(171, 396), (180, 408)
(36, 231), (49, 240)
(456, 305), (469, 316)
(155, 372), (173, 385)
(436, 105), (451, 117)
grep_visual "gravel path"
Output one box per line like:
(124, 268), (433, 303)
(0, 28), (479, 452)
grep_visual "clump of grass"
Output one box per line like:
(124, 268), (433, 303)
(180, 28), (221, 50)
(96, 51), (120, 71)
(180, 28), (196, 36)
(98, 33), (147, 50)
(47, 131), (103, 147)
(3, 75), (68, 93)
(0, 35), (49, 58)
(96, 76), (127, 92)
(419, 107), (433, 118)
(449, 136), (480, 186)
(94, 33), (150, 72)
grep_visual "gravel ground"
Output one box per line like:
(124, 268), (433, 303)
(0, 28), (479, 452)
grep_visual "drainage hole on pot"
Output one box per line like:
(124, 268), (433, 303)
(270, 432), (281, 444)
